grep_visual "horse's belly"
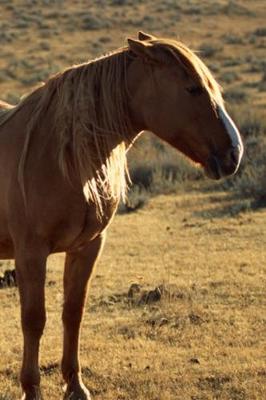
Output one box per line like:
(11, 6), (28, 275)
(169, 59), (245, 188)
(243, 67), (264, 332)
(0, 237), (14, 259)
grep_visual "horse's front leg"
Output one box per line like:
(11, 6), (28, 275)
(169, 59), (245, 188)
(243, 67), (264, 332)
(15, 238), (49, 400)
(62, 233), (105, 400)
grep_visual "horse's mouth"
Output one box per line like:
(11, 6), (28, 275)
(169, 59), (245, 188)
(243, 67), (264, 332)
(204, 150), (241, 180)
(204, 155), (223, 180)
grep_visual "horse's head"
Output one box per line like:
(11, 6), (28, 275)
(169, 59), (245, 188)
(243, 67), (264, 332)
(127, 32), (243, 179)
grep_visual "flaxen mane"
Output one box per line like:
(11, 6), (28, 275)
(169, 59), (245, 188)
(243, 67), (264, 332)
(2, 47), (134, 215)
(148, 39), (223, 106)
(0, 38), (222, 215)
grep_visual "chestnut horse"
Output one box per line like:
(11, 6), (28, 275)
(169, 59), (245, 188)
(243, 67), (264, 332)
(0, 32), (243, 399)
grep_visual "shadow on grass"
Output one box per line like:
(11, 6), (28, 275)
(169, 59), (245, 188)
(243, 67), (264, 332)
(193, 196), (253, 220)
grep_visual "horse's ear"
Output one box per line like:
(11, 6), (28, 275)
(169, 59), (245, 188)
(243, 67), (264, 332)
(127, 38), (153, 59)
(128, 38), (171, 65)
(138, 31), (156, 41)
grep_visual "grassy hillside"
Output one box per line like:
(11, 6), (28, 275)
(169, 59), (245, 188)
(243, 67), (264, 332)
(0, 0), (266, 109)
(0, 0), (266, 399)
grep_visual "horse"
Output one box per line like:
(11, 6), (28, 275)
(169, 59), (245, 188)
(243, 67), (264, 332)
(0, 31), (243, 399)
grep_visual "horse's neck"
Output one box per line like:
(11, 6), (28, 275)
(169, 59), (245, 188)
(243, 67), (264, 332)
(0, 101), (17, 127)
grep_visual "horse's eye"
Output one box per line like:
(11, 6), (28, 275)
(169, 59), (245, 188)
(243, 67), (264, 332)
(186, 86), (204, 96)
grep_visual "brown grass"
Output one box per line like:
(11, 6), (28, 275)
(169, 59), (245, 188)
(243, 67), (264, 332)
(0, 0), (266, 399)
(0, 192), (265, 399)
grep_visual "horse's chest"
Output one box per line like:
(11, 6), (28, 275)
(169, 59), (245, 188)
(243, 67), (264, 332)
(67, 199), (118, 251)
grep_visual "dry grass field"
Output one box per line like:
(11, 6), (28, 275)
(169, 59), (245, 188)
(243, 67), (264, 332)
(0, 192), (265, 399)
(0, 0), (266, 399)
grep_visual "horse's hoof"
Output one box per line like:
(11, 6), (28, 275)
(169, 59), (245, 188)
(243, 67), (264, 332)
(63, 381), (91, 400)
(21, 385), (43, 400)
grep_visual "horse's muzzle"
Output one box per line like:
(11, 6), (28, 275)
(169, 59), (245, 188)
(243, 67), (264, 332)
(205, 144), (243, 180)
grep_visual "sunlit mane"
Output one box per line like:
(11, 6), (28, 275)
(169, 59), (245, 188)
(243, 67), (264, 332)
(150, 38), (224, 106)
(1, 47), (134, 216)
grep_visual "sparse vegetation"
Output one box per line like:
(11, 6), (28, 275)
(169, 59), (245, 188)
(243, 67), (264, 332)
(199, 43), (222, 58)
(222, 33), (244, 45)
(220, 70), (239, 84)
(258, 71), (266, 91)
(0, 0), (266, 399)
(224, 88), (247, 103)
(253, 27), (266, 37)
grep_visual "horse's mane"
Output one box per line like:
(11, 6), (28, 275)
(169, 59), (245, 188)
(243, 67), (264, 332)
(1, 47), (134, 216)
(149, 38), (223, 105)
(0, 37), (222, 216)
(44, 47), (133, 214)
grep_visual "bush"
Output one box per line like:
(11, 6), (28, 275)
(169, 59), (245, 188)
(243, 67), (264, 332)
(233, 136), (266, 203)
(254, 28), (266, 37)
(118, 186), (148, 214)
(81, 15), (110, 30)
(224, 88), (247, 103)
(222, 34), (244, 45)
(199, 43), (222, 58)
(130, 160), (202, 193)
(222, 57), (243, 67)
(222, 2), (252, 16)
(124, 132), (204, 207)
(220, 71), (239, 84)
(224, 109), (266, 204)
(258, 72), (266, 92)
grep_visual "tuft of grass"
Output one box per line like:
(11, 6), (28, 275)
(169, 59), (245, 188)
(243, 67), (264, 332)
(129, 158), (202, 194)
(258, 71), (266, 91)
(222, 33), (244, 45)
(119, 186), (149, 214)
(220, 71), (239, 84)
(224, 88), (247, 103)
(222, 57), (243, 67)
(39, 41), (51, 51)
(0, 29), (17, 44)
(223, 109), (266, 204)
(222, 1), (253, 16)
(199, 43), (222, 58)
(81, 15), (111, 30)
(237, 111), (266, 137)
(253, 27), (266, 37)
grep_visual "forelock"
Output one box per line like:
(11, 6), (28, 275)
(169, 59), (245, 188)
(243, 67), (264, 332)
(151, 38), (223, 106)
